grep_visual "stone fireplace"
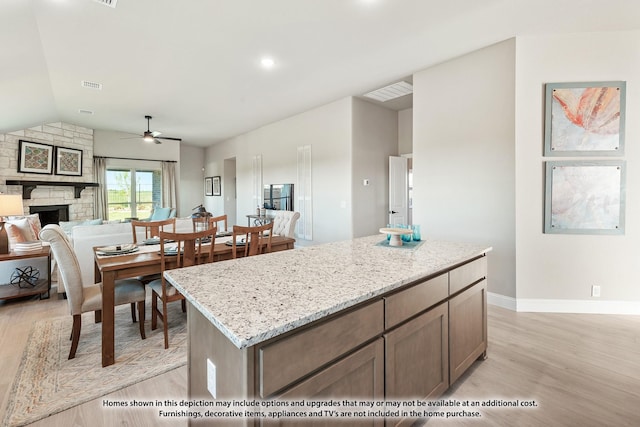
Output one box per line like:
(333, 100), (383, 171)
(0, 122), (96, 222)
(29, 205), (70, 226)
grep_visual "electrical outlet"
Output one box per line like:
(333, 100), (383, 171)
(207, 358), (217, 398)
(591, 285), (601, 298)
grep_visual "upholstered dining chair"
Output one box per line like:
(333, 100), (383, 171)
(39, 224), (146, 360)
(231, 222), (273, 258)
(130, 218), (176, 244)
(149, 227), (217, 349)
(270, 211), (300, 238)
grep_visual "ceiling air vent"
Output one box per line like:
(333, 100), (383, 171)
(78, 109), (94, 115)
(81, 80), (103, 90)
(93, 0), (118, 8)
(363, 81), (413, 102)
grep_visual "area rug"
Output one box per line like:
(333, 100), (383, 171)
(3, 303), (187, 427)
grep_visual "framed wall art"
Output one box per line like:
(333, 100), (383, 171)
(18, 140), (54, 174)
(55, 146), (83, 176)
(204, 177), (213, 196)
(544, 160), (625, 235)
(212, 176), (221, 196)
(544, 81), (626, 156)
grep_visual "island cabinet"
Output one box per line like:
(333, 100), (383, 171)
(170, 236), (491, 427)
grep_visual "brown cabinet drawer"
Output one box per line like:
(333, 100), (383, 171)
(449, 256), (487, 295)
(258, 299), (384, 398)
(384, 273), (448, 329)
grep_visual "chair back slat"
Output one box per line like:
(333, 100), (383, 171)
(232, 222), (273, 258)
(192, 214), (228, 233)
(158, 227), (217, 273)
(131, 218), (176, 244)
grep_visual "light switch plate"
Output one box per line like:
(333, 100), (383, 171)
(207, 358), (217, 398)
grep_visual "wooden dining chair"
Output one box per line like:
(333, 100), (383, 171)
(231, 222), (273, 258)
(131, 218), (177, 283)
(192, 214), (228, 233)
(149, 227), (217, 349)
(130, 218), (176, 244)
(39, 225), (146, 359)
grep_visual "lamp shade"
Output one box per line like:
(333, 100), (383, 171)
(0, 194), (24, 217)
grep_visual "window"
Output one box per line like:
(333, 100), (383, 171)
(106, 168), (161, 221)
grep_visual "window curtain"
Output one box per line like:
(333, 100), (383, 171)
(162, 161), (178, 212)
(93, 157), (108, 220)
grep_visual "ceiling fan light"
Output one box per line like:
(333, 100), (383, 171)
(143, 132), (155, 142)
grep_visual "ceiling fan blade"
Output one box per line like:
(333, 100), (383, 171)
(155, 136), (182, 142)
(151, 131), (162, 137)
(120, 134), (143, 140)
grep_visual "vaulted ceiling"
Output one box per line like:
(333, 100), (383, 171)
(2, 0), (640, 147)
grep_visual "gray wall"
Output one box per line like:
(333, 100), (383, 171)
(515, 30), (640, 311)
(351, 98), (398, 238)
(413, 39), (516, 299)
(205, 98), (353, 242)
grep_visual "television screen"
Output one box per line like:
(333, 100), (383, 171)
(263, 184), (294, 211)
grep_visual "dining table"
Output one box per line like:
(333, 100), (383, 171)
(93, 234), (295, 367)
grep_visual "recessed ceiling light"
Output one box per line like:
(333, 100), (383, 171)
(261, 57), (275, 69)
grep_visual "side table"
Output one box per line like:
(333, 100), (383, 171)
(0, 246), (51, 301)
(246, 214), (274, 227)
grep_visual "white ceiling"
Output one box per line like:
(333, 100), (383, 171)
(2, 0), (640, 147)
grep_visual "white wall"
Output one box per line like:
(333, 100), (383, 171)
(94, 129), (180, 161)
(515, 30), (640, 310)
(351, 98), (398, 238)
(206, 98), (353, 243)
(398, 108), (413, 156)
(179, 144), (205, 217)
(413, 39), (516, 298)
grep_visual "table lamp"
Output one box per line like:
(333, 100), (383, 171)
(0, 194), (25, 254)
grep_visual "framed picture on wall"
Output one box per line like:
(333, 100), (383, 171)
(544, 160), (625, 235)
(18, 140), (54, 174)
(544, 81), (626, 156)
(204, 177), (213, 196)
(55, 146), (83, 176)
(212, 176), (221, 196)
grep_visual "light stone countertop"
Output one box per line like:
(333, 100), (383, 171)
(164, 235), (492, 349)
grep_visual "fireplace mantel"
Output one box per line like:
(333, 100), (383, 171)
(6, 180), (99, 199)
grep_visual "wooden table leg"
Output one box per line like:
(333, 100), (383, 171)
(102, 270), (116, 367)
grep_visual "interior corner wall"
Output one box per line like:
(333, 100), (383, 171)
(515, 30), (640, 308)
(413, 38), (516, 299)
(179, 144), (205, 217)
(205, 98), (353, 243)
(398, 108), (413, 156)
(351, 98), (398, 238)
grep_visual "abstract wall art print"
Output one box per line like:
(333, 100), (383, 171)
(18, 140), (54, 174)
(544, 161), (625, 235)
(544, 81), (626, 156)
(55, 147), (83, 176)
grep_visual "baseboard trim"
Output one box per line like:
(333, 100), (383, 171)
(487, 292), (517, 311)
(488, 293), (640, 315)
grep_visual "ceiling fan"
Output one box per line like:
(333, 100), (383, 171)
(131, 115), (182, 144)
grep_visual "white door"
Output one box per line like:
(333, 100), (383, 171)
(388, 156), (408, 226)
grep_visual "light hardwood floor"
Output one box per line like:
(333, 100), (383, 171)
(1, 290), (639, 426)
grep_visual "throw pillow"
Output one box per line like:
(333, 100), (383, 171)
(59, 220), (83, 236)
(7, 214), (42, 241)
(6, 218), (35, 246)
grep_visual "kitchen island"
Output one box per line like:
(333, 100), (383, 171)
(165, 235), (492, 426)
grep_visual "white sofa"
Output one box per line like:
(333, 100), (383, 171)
(64, 218), (194, 293)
